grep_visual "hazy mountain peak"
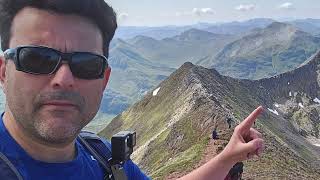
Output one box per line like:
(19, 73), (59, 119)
(129, 35), (158, 44)
(265, 21), (298, 33)
(181, 28), (214, 35)
(110, 38), (128, 48)
(203, 20), (320, 80)
(173, 28), (219, 41)
(244, 18), (275, 24)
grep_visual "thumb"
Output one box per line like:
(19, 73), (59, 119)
(241, 138), (264, 155)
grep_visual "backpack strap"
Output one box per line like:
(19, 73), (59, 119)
(0, 152), (23, 180)
(78, 131), (114, 180)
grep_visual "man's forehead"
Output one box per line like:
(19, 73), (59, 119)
(9, 7), (103, 53)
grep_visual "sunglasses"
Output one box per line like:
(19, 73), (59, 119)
(4, 45), (108, 80)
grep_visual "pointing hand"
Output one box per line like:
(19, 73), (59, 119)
(221, 106), (264, 163)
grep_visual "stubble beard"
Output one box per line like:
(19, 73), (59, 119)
(14, 108), (90, 146)
(32, 109), (88, 145)
(9, 90), (94, 146)
(30, 90), (90, 145)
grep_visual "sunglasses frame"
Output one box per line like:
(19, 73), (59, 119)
(4, 45), (108, 79)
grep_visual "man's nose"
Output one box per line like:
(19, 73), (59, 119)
(50, 63), (75, 89)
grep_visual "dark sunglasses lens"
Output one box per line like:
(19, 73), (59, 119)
(71, 53), (105, 79)
(19, 47), (60, 74)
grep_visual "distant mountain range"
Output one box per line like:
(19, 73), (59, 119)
(85, 18), (320, 132)
(100, 51), (320, 179)
(114, 22), (215, 40)
(204, 18), (275, 35)
(199, 22), (320, 79)
(288, 18), (320, 35)
(115, 18), (320, 40)
(126, 28), (236, 68)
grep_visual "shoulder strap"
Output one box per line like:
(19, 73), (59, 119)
(0, 152), (23, 180)
(78, 131), (113, 180)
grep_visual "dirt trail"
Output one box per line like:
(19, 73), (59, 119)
(165, 135), (230, 180)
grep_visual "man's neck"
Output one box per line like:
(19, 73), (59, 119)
(2, 112), (76, 163)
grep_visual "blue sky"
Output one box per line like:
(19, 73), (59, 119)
(106, 0), (320, 26)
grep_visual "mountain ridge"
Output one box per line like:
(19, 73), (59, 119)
(100, 51), (320, 179)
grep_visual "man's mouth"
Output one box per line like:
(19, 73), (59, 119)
(42, 101), (78, 108)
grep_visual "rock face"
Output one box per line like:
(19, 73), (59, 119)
(99, 51), (320, 179)
(251, 51), (320, 141)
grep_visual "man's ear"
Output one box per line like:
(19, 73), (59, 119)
(0, 54), (6, 93)
(102, 66), (111, 91)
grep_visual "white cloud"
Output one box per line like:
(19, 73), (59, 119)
(192, 8), (202, 16)
(118, 13), (129, 21)
(235, 4), (256, 12)
(201, 8), (214, 15)
(278, 2), (294, 10)
(176, 8), (214, 17)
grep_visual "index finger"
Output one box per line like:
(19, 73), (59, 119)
(237, 106), (263, 133)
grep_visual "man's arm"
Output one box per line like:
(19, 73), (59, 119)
(179, 106), (264, 180)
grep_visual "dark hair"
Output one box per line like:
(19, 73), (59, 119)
(0, 0), (117, 57)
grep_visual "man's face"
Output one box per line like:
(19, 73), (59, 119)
(0, 7), (110, 144)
